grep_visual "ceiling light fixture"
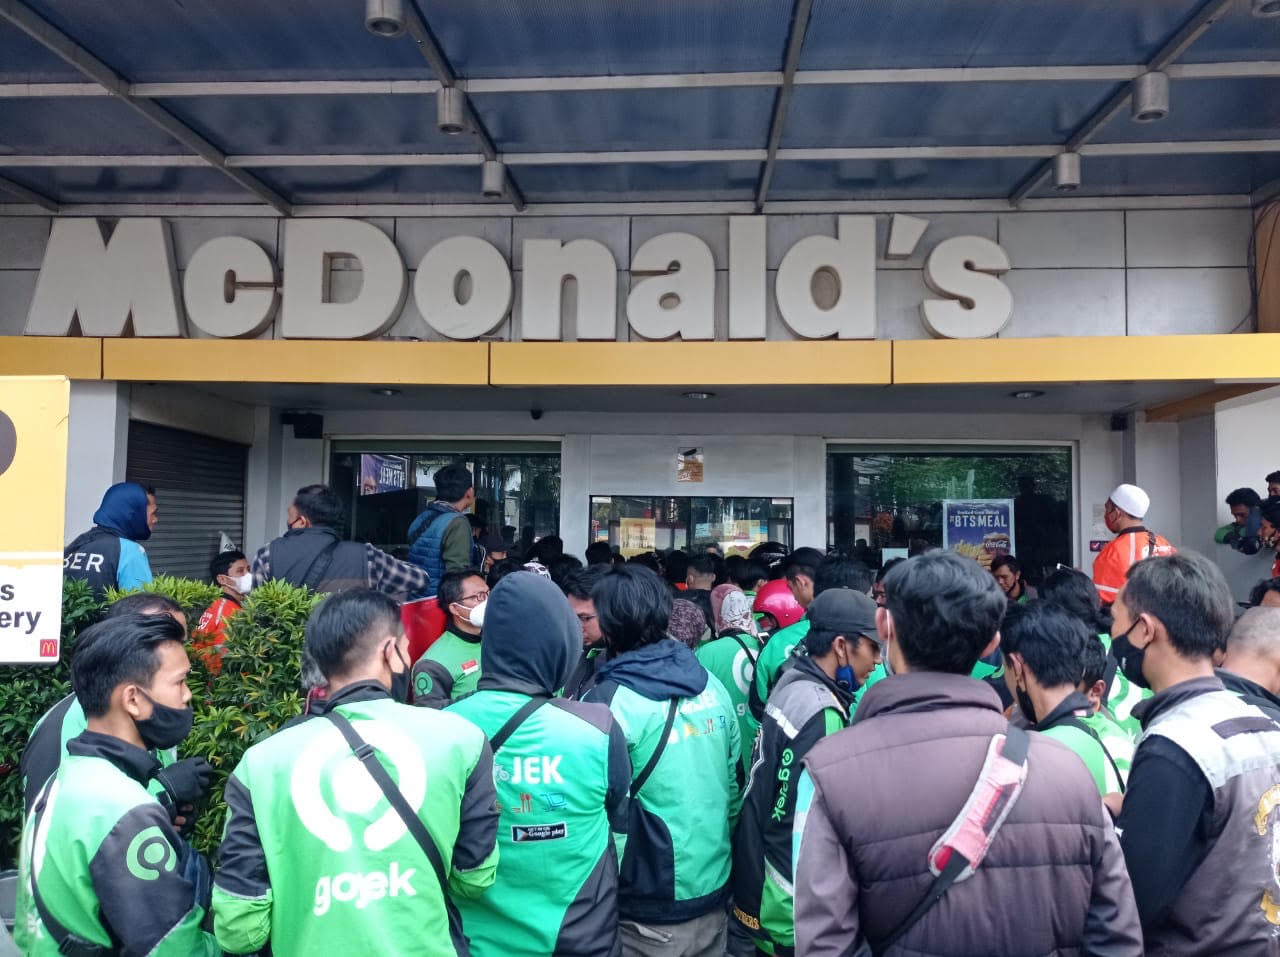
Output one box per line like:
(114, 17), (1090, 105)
(1131, 70), (1170, 122)
(1009, 389), (1046, 399)
(1252, 0), (1280, 18)
(364, 0), (405, 37)
(1053, 151), (1081, 191)
(481, 159), (506, 198)
(370, 387), (401, 397)
(683, 391), (716, 400)
(437, 86), (467, 135)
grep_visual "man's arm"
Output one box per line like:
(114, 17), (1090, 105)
(604, 719), (632, 834)
(366, 544), (432, 601)
(726, 693), (744, 831)
(116, 540), (154, 591)
(249, 545), (271, 587)
(19, 695), (76, 815)
(90, 803), (219, 957)
(1092, 543), (1123, 601)
(1117, 738), (1212, 928)
(1084, 814), (1144, 957)
(411, 658), (456, 709)
(440, 516), (473, 572)
(211, 771), (273, 955)
(792, 769), (860, 957)
(447, 741), (499, 900)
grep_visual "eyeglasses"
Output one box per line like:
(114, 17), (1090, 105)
(456, 591), (489, 606)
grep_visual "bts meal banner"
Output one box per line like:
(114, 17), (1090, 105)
(0, 376), (69, 664)
(942, 499), (1014, 571)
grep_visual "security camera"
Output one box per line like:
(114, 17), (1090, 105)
(365, 0), (405, 37)
(530, 408), (544, 421)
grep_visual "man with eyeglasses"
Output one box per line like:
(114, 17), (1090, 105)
(411, 569), (489, 708)
(562, 567), (608, 700)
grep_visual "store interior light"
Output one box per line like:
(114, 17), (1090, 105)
(481, 159), (506, 198)
(364, 0), (405, 36)
(437, 86), (467, 135)
(370, 387), (402, 397)
(1053, 151), (1081, 192)
(1131, 70), (1170, 122)
(1252, 0), (1280, 18)
(1009, 389), (1046, 399)
(683, 391), (716, 400)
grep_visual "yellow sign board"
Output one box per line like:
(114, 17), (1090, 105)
(0, 376), (69, 663)
(619, 517), (657, 558)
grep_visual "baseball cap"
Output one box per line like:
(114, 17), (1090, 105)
(479, 532), (508, 553)
(1109, 483), (1150, 519)
(806, 589), (879, 640)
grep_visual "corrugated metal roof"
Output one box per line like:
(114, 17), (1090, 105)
(0, 0), (1276, 209)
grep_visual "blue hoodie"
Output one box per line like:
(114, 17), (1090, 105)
(93, 483), (154, 589)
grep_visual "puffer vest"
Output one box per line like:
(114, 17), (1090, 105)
(268, 527), (368, 594)
(407, 503), (463, 588)
(1142, 689), (1280, 955)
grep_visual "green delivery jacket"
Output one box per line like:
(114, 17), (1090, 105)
(16, 731), (218, 957)
(697, 631), (765, 774)
(749, 620), (810, 725)
(412, 628), (484, 708)
(449, 690), (631, 957)
(1035, 692), (1134, 795)
(20, 692), (176, 815)
(211, 681), (499, 957)
(585, 639), (743, 924)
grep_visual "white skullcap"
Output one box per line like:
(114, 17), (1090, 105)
(1109, 483), (1150, 519)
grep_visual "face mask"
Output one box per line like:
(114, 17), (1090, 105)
(1014, 674), (1037, 725)
(135, 691), (193, 751)
(467, 600), (487, 630)
(233, 572), (253, 594)
(833, 640), (856, 691)
(1111, 620), (1150, 689)
(389, 647), (411, 703)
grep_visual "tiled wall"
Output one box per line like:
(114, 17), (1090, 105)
(0, 208), (1255, 341)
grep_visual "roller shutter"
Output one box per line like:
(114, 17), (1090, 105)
(126, 421), (248, 581)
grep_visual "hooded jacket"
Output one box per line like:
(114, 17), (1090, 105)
(586, 639), (743, 924)
(63, 483), (154, 594)
(448, 574), (630, 957)
(794, 672), (1142, 957)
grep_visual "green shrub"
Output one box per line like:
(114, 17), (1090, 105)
(106, 575), (224, 692)
(0, 579), (104, 865)
(186, 579), (321, 855)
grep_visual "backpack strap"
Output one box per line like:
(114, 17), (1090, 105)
(1042, 712), (1127, 794)
(631, 698), (680, 797)
(488, 696), (549, 752)
(727, 633), (759, 666)
(298, 539), (341, 592)
(875, 724), (1030, 955)
(324, 709), (458, 944)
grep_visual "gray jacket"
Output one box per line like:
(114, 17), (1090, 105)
(794, 672), (1142, 957)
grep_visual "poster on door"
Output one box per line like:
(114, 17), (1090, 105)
(619, 517), (657, 557)
(942, 499), (1014, 570)
(360, 453), (409, 495)
(0, 376), (69, 664)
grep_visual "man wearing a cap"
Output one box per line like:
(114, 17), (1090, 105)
(1092, 483), (1175, 604)
(730, 590), (880, 957)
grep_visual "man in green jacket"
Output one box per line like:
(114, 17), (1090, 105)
(16, 613), (218, 956)
(586, 566), (743, 956)
(20, 592), (202, 817)
(1003, 601), (1133, 795)
(696, 589), (764, 774)
(412, 568), (488, 707)
(731, 589), (880, 956)
(450, 572), (631, 957)
(212, 589), (499, 957)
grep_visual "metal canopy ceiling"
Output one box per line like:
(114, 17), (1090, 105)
(0, 0), (1278, 213)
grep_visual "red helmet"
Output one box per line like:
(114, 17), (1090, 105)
(752, 579), (805, 631)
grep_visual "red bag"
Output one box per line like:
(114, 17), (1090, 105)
(402, 596), (447, 662)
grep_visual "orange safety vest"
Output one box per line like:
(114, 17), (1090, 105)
(1093, 526), (1176, 602)
(193, 595), (242, 674)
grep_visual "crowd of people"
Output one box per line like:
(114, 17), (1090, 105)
(21, 466), (1280, 955)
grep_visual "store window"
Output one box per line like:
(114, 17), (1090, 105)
(590, 496), (793, 556)
(827, 445), (1073, 585)
(330, 441), (560, 558)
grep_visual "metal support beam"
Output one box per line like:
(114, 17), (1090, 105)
(398, 0), (525, 210)
(755, 0), (814, 212)
(1008, 0), (1237, 206)
(0, 173), (57, 210)
(0, 0), (292, 214)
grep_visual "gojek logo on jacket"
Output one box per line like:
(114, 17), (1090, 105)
(125, 826), (177, 880)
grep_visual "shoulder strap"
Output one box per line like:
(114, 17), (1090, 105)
(631, 698), (680, 798)
(409, 507), (456, 547)
(488, 696), (549, 752)
(324, 710), (450, 894)
(1046, 713), (1127, 794)
(28, 782), (115, 956)
(728, 632), (759, 666)
(876, 725), (1030, 955)
(1101, 652), (1119, 700)
(299, 538), (342, 591)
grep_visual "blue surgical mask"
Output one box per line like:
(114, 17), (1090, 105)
(835, 664), (856, 691)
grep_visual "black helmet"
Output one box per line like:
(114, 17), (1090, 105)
(748, 540), (790, 575)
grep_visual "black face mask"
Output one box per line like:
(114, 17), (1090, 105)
(1015, 682), (1038, 725)
(136, 691), (193, 751)
(1111, 620), (1150, 690)
(389, 646), (412, 703)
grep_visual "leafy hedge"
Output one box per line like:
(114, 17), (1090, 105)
(0, 575), (320, 865)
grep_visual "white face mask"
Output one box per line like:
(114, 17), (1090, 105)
(467, 600), (487, 629)
(233, 572), (253, 595)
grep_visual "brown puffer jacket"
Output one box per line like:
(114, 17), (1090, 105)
(794, 672), (1142, 957)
